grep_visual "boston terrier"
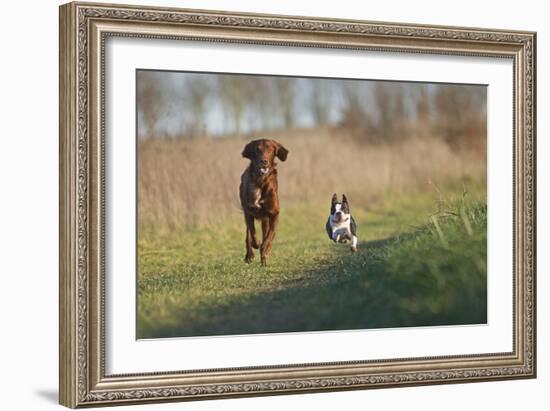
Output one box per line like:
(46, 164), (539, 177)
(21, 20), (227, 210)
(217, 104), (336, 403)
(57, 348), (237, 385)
(326, 193), (358, 253)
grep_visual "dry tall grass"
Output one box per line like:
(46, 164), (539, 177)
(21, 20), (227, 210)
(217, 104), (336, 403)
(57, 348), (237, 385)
(138, 127), (486, 229)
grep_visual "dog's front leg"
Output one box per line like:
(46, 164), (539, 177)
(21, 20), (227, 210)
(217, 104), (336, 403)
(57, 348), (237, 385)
(260, 213), (279, 266)
(351, 235), (358, 253)
(244, 214), (257, 263)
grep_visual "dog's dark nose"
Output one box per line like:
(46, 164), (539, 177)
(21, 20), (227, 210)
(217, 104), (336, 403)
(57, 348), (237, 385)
(260, 159), (268, 166)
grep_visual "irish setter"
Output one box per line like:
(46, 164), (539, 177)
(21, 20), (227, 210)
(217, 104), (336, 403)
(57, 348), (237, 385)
(239, 139), (289, 265)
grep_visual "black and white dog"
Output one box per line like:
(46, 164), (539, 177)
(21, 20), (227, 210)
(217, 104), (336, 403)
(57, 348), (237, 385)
(326, 193), (358, 252)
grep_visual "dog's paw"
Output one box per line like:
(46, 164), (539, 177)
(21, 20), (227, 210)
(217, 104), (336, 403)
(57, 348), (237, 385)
(260, 256), (267, 266)
(351, 246), (358, 253)
(244, 254), (254, 264)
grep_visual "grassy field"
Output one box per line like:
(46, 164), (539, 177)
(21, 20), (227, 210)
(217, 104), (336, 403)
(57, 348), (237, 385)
(137, 187), (487, 339)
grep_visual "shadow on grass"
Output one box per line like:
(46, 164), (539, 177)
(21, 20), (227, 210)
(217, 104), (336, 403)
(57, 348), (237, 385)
(140, 233), (487, 339)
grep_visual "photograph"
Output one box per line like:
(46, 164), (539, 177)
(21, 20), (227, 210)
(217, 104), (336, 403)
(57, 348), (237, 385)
(136, 70), (488, 339)
(57, 2), (537, 406)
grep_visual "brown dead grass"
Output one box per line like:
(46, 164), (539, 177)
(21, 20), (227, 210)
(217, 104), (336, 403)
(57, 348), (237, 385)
(138, 127), (486, 229)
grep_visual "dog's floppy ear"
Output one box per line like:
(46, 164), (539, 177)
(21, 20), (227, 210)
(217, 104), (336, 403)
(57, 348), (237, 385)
(241, 140), (257, 159)
(272, 140), (289, 162)
(331, 193), (338, 206)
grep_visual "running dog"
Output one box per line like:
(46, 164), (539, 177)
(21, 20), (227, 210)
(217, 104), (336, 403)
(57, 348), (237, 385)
(326, 193), (358, 252)
(239, 139), (289, 265)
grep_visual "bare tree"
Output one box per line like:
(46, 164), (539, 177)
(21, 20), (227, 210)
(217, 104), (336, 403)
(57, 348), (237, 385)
(373, 82), (392, 140)
(274, 78), (294, 129)
(414, 84), (431, 125)
(339, 81), (372, 141)
(219, 76), (248, 135)
(392, 84), (406, 124)
(242, 76), (280, 133)
(372, 82), (408, 142)
(433, 84), (487, 149)
(310, 79), (331, 126)
(137, 72), (167, 138)
(185, 75), (211, 138)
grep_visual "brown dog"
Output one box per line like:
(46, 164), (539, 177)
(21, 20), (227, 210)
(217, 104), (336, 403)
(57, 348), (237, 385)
(239, 139), (289, 265)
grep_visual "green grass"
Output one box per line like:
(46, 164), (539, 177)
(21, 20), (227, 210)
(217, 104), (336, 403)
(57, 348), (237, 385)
(137, 189), (487, 338)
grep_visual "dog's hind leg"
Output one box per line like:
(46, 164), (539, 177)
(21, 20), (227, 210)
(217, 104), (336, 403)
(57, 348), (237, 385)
(244, 214), (257, 263)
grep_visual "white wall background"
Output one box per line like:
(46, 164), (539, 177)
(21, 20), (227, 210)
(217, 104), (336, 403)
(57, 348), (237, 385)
(0, 0), (546, 409)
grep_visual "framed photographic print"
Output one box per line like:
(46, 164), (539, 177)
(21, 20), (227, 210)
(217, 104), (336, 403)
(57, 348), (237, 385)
(59, 1), (537, 408)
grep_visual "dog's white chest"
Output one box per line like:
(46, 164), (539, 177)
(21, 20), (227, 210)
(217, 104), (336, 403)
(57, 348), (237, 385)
(252, 188), (262, 207)
(331, 216), (350, 230)
(331, 219), (351, 242)
(249, 187), (262, 208)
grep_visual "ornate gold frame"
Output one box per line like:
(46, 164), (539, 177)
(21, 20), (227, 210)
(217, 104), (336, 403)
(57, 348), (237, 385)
(59, 1), (536, 408)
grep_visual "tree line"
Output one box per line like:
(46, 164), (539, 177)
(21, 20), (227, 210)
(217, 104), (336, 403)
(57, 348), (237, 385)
(137, 71), (486, 148)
